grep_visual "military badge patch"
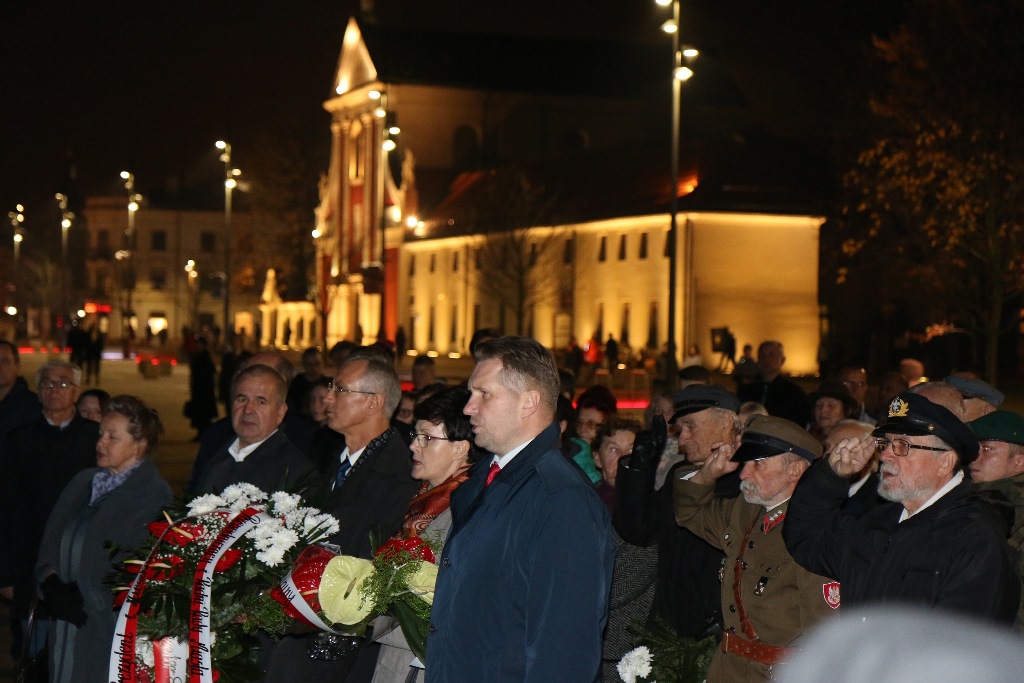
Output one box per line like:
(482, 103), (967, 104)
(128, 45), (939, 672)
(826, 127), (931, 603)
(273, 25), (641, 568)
(888, 397), (910, 418)
(822, 581), (841, 609)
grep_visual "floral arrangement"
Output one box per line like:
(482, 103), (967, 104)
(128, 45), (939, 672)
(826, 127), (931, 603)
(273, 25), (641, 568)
(271, 535), (439, 661)
(107, 484), (339, 683)
(618, 619), (717, 683)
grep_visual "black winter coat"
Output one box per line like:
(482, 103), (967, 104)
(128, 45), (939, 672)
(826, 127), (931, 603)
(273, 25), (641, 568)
(784, 459), (1020, 624)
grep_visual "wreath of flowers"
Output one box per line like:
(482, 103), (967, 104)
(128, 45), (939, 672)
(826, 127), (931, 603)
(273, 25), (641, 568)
(107, 484), (339, 683)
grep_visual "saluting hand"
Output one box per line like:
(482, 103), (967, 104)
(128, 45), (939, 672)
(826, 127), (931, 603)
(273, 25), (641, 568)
(827, 436), (873, 478)
(690, 441), (739, 485)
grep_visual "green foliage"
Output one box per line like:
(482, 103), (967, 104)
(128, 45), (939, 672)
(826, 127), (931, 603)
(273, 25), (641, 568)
(837, 0), (1024, 379)
(624, 619), (716, 683)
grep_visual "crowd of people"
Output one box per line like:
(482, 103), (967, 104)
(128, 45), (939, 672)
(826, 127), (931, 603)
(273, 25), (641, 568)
(1, 333), (1023, 682)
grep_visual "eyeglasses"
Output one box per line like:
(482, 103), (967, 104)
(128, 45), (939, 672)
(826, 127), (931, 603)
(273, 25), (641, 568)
(874, 436), (949, 457)
(842, 380), (866, 389)
(40, 381), (76, 391)
(326, 381), (376, 397)
(411, 433), (450, 447)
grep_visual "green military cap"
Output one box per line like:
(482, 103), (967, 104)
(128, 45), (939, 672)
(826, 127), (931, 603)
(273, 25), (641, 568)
(969, 410), (1024, 446)
(732, 414), (823, 463)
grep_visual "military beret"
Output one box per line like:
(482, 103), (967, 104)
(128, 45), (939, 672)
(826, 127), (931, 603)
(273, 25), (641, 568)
(872, 392), (980, 465)
(943, 375), (1004, 408)
(670, 384), (740, 423)
(732, 414), (822, 463)
(969, 410), (1024, 446)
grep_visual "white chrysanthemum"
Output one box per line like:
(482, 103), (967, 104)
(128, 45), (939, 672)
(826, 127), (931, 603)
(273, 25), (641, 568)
(248, 521), (300, 566)
(617, 646), (653, 683)
(303, 512), (340, 539)
(187, 494), (226, 516)
(256, 546), (287, 567)
(271, 491), (301, 513)
(220, 483), (267, 508)
(281, 506), (314, 530)
(137, 636), (155, 668)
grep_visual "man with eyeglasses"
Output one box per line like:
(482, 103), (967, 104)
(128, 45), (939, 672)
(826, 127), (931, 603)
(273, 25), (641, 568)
(837, 366), (876, 425)
(0, 361), (97, 662)
(267, 350), (417, 682)
(784, 392), (1019, 623)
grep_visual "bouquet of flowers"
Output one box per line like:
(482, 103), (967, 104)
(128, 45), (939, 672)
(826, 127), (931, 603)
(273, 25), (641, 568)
(618, 619), (716, 683)
(271, 535), (438, 661)
(107, 484), (339, 683)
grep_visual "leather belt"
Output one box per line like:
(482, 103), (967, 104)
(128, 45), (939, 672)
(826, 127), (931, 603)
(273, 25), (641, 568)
(721, 631), (792, 665)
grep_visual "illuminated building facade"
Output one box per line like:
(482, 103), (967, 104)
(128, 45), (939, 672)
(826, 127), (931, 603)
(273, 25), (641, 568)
(307, 18), (825, 373)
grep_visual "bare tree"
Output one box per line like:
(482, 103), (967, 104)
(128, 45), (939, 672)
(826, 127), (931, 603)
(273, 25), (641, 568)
(466, 169), (573, 336)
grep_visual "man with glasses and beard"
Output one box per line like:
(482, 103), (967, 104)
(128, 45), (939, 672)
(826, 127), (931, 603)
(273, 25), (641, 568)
(784, 392), (1019, 624)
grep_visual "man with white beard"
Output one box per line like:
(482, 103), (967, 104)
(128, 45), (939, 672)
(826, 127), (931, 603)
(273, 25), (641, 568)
(784, 392), (1019, 624)
(673, 415), (836, 681)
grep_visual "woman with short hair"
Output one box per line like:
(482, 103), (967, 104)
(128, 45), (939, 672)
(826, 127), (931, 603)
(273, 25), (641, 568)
(35, 395), (173, 683)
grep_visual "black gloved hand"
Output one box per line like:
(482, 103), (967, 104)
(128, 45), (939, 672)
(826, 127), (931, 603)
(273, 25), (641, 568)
(630, 415), (667, 471)
(40, 575), (87, 627)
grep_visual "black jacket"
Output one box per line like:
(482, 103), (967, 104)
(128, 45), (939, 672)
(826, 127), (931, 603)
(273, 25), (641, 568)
(316, 426), (419, 558)
(0, 414), (99, 616)
(784, 459), (1020, 624)
(192, 429), (321, 498)
(613, 458), (739, 638)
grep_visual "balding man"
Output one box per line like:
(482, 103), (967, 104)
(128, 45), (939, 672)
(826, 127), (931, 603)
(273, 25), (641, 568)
(427, 337), (613, 682)
(908, 381), (965, 419)
(837, 366), (876, 425)
(192, 364), (319, 495)
(785, 393), (1019, 623)
(946, 374), (1004, 422)
(673, 415), (835, 680)
(187, 350), (317, 493)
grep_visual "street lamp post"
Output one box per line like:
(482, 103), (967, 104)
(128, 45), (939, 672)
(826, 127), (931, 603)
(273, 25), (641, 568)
(119, 171), (141, 346)
(8, 204), (24, 265)
(56, 193), (74, 325)
(656, 0), (696, 374)
(215, 140), (239, 344)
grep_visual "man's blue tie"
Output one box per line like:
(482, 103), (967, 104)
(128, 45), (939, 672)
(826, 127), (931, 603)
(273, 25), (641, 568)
(334, 456), (351, 489)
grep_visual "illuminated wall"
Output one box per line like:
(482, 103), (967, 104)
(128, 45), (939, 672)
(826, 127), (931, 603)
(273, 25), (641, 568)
(398, 211), (822, 375)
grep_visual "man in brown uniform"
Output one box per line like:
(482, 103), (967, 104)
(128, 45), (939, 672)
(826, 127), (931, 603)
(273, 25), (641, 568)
(674, 415), (837, 681)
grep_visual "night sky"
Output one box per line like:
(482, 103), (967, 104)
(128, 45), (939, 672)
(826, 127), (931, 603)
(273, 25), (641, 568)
(1, 0), (900, 247)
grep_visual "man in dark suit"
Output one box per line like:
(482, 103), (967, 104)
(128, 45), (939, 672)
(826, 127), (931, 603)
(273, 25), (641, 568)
(265, 350), (418, 682)
(187, 351), (317, 495)
(192, 363), (319, 496)
(426, 337), (613, 682)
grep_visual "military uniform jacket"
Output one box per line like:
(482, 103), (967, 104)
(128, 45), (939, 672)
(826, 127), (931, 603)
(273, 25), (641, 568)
(785, 459), (1020, 624)
(426, 423), (614, 683)
(674, 478), (838, 682)
(975, 471), (1024, 627)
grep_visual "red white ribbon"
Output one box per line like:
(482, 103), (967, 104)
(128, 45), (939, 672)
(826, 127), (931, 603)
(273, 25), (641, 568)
(109, 517), (188, 683)
(276, 571), (346, 635)
(188, 507), (268, 683)
(108, 507), (269, 683)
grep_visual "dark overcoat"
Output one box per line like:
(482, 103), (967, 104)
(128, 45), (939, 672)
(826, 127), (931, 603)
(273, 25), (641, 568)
(36, 459), (173, 683)
(784, 459), (1020, 624)
(192, 429), (321, 497)
(425, 423), (614, 683)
